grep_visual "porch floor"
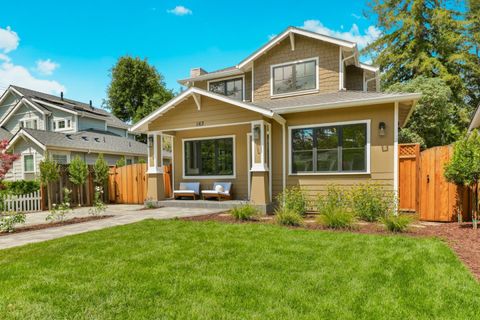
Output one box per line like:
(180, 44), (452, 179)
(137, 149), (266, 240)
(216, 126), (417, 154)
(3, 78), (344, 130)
(153, 199), (249, 210)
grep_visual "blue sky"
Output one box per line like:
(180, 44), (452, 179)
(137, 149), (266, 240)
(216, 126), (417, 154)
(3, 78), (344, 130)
(0, 0), (379, 107)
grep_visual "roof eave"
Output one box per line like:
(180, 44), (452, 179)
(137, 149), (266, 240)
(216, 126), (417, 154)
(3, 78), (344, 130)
(274, 93), (422, 114)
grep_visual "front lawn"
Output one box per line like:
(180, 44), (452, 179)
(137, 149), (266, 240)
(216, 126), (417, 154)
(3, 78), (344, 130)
(0, 220), (479, 319)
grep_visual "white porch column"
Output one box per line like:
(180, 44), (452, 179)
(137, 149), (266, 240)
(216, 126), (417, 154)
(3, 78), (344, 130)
(250, 121), (271, 205)
(146, 133), (165, 201)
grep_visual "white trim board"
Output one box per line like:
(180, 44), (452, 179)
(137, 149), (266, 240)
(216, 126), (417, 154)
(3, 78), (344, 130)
(181, 134), (236, 180)
(288, 119), (371, 176)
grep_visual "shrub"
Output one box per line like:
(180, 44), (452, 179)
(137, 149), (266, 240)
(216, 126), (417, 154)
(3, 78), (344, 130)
(230, 204), (259, 221)
(46, 188), (72, 222)
(116, 157), (126, 167)
(0, 212), (26, 233)
(317, 206), (356, 229)
(144, 200), (156, 209)
(382, 214), (411, 233)
(0, 180), (40, 196)
(276, 187), (308, 216)
(275, 207), (303, 226)
(89, 186), (107, 216)
(316, 185), (350, 214)
(350, 183), (395, 222)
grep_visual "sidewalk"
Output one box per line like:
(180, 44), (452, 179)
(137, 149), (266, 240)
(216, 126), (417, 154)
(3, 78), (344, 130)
(0, 205), (223, 250)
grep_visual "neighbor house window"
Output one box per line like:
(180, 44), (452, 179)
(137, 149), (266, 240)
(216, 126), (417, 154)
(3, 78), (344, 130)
(21, 119), (38, 129)
(291, 122), (368, 174)
(184, 137), (234, 177)
(23, 154), (34, 173)
(208, 78), (243, 100)
(272, 58), (317, 95)
(53, 117), (72, 131)
(52, 154), (69, 164)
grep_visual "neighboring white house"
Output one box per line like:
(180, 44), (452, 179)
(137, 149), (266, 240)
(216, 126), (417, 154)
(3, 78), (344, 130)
(0, 85), (147, 181)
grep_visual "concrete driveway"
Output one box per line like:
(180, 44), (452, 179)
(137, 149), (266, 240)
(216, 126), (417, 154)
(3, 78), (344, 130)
(0, 205), (223, 250)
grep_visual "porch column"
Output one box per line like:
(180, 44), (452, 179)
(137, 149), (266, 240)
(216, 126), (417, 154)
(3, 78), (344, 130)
(250, 121), (271, 205)
(146, 133), (165, 201)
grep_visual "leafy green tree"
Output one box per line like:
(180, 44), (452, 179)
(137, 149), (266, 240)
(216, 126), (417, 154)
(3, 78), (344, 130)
(444, 130), (480, 228)
(388, 77), (469, 147)
(365, 0), (478, 108)
(68, 156), (89, 206)
(465, 0), (480, 107)
(107, 56), (174, 123)
(93, 154), (109, 186)
(39, 152), (59, 210)
(116, 157), (126, 167)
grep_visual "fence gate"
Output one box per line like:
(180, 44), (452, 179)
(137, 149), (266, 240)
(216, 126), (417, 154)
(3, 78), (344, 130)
(108, 163), (147, 204)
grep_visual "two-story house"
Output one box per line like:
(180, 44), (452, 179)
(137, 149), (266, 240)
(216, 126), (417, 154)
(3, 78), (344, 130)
(0, 85), (147, 181)
(131, 26), (421, 211)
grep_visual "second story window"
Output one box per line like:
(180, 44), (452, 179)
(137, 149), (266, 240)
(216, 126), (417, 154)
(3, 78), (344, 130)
(21, 119), (38, 130)
(208, 77), (243, 101)
(53, 117), (72, 132)
(271, 58), (318, 96)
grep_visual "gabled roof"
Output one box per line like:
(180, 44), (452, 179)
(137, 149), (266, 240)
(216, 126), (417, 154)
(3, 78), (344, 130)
(178, 26), (378, 85)
(9, 128), (147, 156)
(3, 85), (129, 129)
(130, 87), (286, 133)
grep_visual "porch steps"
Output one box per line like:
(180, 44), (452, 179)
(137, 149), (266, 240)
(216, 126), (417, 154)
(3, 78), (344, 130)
(150, 199), (271, 213)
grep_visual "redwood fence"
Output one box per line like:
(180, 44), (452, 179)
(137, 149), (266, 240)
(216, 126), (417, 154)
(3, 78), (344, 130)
(398, 144), (473, 222)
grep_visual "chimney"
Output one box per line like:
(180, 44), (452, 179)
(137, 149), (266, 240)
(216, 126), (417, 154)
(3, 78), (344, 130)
(89, 100), (93, 109)
(190, 67), (207, 78)
(60, 92), (64, 100)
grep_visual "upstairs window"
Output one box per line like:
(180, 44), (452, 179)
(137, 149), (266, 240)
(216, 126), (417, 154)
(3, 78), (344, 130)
(53, 117), (72, 131)
(21, 119), (38, 130)
(208, 77), (243, 101)
(272, 58), (317, 96)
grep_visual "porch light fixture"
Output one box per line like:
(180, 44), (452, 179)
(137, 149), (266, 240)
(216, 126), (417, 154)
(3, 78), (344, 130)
(378, 122), (386, 136)
(148, 135), (154, 147)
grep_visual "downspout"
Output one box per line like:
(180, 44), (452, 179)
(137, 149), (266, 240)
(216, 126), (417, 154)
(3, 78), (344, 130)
(340, 52), (356, 90)
(282, 122), (286, 195)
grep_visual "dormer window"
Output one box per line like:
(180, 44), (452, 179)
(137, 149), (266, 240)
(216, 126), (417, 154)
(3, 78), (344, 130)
(21, 119), (38, 129)
(53, 117), (72, 131)
(271, 58), (318, 97)
(208, 77), (244, 101)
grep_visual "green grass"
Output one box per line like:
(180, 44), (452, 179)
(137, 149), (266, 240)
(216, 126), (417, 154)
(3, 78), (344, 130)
(0, 220), (479, 319)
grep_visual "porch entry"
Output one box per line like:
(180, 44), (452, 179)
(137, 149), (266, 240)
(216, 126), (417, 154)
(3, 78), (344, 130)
(148, 121), (272, 204)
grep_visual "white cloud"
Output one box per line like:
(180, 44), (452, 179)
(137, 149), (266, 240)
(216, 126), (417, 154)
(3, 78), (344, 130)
(0, 27), (65, 95)
(35, 59), (60, 75)
(0, 26), (19, 53)
(167, 6), (192, 16)
(351, 13), (363, 20)
(300, 20), (381, 49)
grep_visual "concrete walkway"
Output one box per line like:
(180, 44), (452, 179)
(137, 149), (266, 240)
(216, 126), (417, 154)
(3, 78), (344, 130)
(0, 205), (223, 250)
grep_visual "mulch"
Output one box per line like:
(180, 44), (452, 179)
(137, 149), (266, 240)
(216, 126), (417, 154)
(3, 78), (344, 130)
(182, 213), (480, 280)
(0, 215), (113, 237)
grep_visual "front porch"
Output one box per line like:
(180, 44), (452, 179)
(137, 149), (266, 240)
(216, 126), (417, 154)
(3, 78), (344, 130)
(135, 88), (285, 210)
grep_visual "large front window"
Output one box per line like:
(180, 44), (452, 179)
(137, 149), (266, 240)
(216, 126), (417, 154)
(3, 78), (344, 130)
(184, 137), (234, 177)
(291, 122), (367, 174)
(208, 78), (243, 100)
(272, 59), (317, 95)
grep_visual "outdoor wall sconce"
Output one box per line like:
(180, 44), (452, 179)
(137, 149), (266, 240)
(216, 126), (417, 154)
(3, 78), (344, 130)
(148, 135), (154, 147)
(378, 122), (386, 136)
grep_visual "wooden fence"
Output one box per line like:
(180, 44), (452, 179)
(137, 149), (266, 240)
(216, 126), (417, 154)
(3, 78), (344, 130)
(398, 144), (472, 222)
(1, 191), (42, 213)
(108, 163), (147, 204)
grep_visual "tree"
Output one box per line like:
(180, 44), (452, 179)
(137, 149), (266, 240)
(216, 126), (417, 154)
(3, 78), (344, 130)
(93, 154), (109, 186)
(68, 156), (88, 206)
(444, 130), (480, 228)
(0, 139), (19, 182)
(107, 56), (174, 123)
(39, 152), (59, 210)
(465, 0), (480, 107)
(365, 0), (479, 108)
(388, 76), (469, 148)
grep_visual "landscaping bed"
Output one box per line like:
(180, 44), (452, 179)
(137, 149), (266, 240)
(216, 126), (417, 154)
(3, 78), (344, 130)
(183, 212), (480, 280)
(0, 215), (113, 236)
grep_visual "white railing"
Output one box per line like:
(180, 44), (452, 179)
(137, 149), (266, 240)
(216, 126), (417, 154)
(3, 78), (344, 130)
(1, 191), (42, 213)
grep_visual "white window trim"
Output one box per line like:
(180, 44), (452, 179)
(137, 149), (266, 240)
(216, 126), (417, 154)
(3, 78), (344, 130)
(207, 75), (246, 102)
(182, 134), (236, 179)
(20, 116), (39, 130)
(22, 153), (36, 175)
(270, 57), (319, 98)
(52, 116), (73, 132)
(288, 119), (371, 176)
(50, 151), (71, 164)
